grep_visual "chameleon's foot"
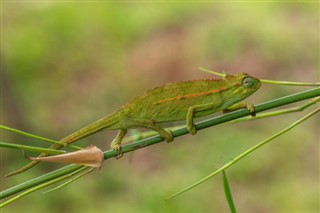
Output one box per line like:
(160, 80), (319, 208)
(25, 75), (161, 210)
(110, 129), (127, 159)
(112, 144), (123, 159)
(246, 104), (256, 117)
(115, 151), (123, 159)
(187, 125), (197, 135)
(164, 130), (174, 143)
(223, 102), (256, 117)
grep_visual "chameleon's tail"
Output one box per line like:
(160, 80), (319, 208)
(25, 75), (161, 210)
(5, 111), (122, 177)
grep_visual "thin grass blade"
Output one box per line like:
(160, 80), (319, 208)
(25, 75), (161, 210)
(167, 108), (319, 199)
(43, 167), (94, 194)
(0, 125), (81, 150)
(0, 142), (66, 155)
(199, 67), (319, 86)
(222, 170), (237, 213)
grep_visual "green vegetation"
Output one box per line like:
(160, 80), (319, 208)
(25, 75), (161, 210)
(1, 2), (319, 212)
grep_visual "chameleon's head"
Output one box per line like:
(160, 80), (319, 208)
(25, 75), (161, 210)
(232, 73), (261, 97)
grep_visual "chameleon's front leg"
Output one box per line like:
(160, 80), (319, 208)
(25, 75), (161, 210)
(222, 102), (256, 117)
(186, 102), (219, 135)
(111, 129), (127, 158)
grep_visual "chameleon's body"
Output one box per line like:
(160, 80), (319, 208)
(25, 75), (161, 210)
(6, 72), (261, 176)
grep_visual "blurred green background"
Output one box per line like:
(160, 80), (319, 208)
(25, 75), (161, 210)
(1, 2), (319, 213)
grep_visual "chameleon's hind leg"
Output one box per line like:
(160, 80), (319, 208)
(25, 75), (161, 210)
(111, 129), (127, 158)
(142, 121), (174, 143)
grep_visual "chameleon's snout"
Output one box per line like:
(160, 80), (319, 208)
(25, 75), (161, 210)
(253, 78), (261, 90)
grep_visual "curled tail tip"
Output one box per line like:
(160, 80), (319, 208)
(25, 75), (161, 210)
(4, 161), (39, 177)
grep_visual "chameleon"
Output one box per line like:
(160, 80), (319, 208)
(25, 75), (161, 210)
(6, 72), (261, 177)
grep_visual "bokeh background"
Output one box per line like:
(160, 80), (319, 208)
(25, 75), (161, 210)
(1, 2), (319, 213)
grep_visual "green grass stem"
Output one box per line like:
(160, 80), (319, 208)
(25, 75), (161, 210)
(42, 167), (94, 194)
(0, 166), (87, 208)
(166, 107), (319, 199)
(0, 125), (81, 150)
(0, 142), (66, 155)
(1, 87), (319, 202)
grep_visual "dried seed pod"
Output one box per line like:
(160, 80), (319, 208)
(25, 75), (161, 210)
(28, 145), (104, 169)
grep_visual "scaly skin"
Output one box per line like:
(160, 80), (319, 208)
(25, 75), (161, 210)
(6, 72), (261, 177)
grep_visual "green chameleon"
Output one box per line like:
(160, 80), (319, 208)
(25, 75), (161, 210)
(6, 72), (261, 176)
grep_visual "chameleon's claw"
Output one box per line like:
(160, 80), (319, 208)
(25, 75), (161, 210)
(115, 151), (123, 159)
(187, 125), (197, 135)
(110, 129), (127, 159)
(246, 103), (256, 117)
(164, 130), (174, 143)
(112, 145), (123, 159)
(250, 111), (256, 117)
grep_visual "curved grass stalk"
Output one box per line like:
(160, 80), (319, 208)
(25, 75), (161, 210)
(0, 166), (88, 208)
(199, 67), (320, 86)
(0, 142), (66, 155)
(0, 125), (81, 150)
(166, 107), (319, 200)
(42, 167), (94, 194)
(260, 79), (320, 86)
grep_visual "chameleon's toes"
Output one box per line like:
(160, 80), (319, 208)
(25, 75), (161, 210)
(112, 145), (123, 159)
(246, 104), (256, 117)
(164, 130), (174, 143)
(187, 126), (197, 135)
(250, 111), (256, 117)
(115, 151), (123, 159)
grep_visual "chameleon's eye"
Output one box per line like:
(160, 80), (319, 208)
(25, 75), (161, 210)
(242, 77), (255, 88)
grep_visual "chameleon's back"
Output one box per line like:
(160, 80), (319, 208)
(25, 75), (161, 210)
(121, 73), (260, 124)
